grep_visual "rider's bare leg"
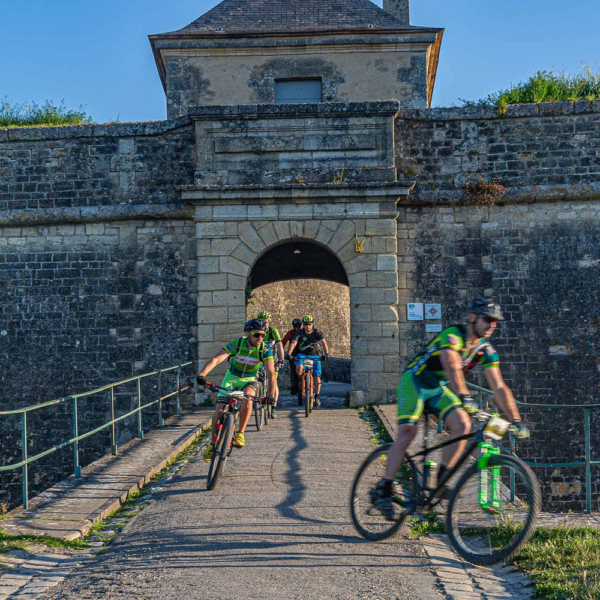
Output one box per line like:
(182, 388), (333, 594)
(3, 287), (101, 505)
(384, 423), (418, 480)
(313, 376), (321, 397)
(238, 388), (256, 434)
(441, 408), (471, 468)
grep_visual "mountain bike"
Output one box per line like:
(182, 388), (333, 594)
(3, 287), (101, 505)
(297, 355), (324, 417)
(204, 382), (265, 490)
(350, 410), (541, 565)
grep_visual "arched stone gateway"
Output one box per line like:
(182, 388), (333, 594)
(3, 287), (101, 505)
(183, 101), (412, 405)
(249, 240), (349, 288)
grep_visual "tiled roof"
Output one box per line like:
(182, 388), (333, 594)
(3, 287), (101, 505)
(165, 0), (421, 36)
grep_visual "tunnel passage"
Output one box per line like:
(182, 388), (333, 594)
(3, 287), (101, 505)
(249, 241), (349, 288)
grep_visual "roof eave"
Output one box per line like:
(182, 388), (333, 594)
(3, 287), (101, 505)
(426, 29), (444, 108)
(149, 26), (445, 93)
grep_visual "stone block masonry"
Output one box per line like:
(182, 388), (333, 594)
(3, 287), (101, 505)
(393, 101), (600, 510)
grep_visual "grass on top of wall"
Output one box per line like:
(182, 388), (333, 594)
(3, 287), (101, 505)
(0, 98), (93, 128)
(462, 66), (600, 108)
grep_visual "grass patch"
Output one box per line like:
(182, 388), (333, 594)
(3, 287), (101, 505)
(0, 531), (88, 555)
(508, 525), (600, 600)
(0, 97), (92, 128)
(408, 511), (445, 538)
(358, 406), (393, 445)
(461, 66), (600, 108)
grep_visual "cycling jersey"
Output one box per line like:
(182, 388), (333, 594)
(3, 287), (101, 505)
(405, 324), (499, 389)
(264, 327), (282, 350)
(282, 329), (301, 356)
(223, 336), (274, 377)
(292, 328), (324, 356)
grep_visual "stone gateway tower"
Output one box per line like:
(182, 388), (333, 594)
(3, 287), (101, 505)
(148, 0), (444, 404)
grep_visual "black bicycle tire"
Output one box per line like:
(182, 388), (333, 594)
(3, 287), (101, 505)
(304, 373), (310, 418)
(308, 373), (314, 412)
(207, 413), (235, 491)
(446, 453), (541, 566)
(349, 444), (416, 541)
(264, 398), (270, 426)
(255, 402), (263, 431)
(255, 382), (265, 431)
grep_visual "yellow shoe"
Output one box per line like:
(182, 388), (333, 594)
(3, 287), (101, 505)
(234, 432), (246, 448)
(203, 443), (214, 463)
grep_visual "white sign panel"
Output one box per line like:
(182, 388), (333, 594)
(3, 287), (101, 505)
(407, 303), (424, 321)
(426, 324), (443, 333)
(425, 303), (442, 319)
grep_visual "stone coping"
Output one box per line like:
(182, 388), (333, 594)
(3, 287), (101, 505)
(399, 99), (600, 121)
(188, 100), (401, 120)
(0, 204), (192, 227)
(182, 181), (413, 201)
(3, 100), (600, 141)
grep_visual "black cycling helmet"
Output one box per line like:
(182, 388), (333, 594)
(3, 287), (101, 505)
(244, 318), (267, 333)
(302, 315), (314, 324)
(292, 318), (302, 327)
(467, 297), (504, 321)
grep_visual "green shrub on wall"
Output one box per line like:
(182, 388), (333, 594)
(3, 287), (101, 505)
(462, 66), (600, 108)
(0, 98), (92, 128)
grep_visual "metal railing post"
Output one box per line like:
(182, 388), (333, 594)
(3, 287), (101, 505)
(509, 433), (515, 503)
(110, 387), (117, 455)
(176, 366), (182, 415)
(72, 397), (81, 478)
(21, 412), (28, 510)
(137, 378), (144, 439)
(585, 408), (591, 514)
(158, 370), (164, 427)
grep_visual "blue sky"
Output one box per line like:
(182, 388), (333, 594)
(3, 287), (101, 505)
(1, 0), (598, 123)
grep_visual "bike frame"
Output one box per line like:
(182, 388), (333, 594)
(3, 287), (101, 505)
(402, 418), (503, 513)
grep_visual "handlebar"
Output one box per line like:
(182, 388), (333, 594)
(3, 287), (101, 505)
(202, 381), (269, 404)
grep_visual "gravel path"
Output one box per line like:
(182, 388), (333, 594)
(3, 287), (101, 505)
(45, 395), (442, 600)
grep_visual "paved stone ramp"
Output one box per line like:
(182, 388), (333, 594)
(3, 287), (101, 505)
(1, 408), (212, 540)
(45, 399), (443, 600)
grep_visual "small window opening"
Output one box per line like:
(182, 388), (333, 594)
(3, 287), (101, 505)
(275, 79), (322, 104)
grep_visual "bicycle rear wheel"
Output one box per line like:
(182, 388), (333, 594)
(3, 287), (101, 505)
(264, 398), (270, 426)
(446, 453), (541, 565)
(350, 444), (418, 540)
(207, 413), (235, 490)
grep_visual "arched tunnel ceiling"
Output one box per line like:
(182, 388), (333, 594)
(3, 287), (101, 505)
(249, 242), (349, 288)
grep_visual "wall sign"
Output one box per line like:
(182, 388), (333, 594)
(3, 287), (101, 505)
(426, 324), (443, 333)
(425, 303), (442, 319)
(407, 303), (424, 321)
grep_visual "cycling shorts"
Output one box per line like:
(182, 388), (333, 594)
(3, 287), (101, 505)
(296, 354), (322, 378)
(217, 370), (258, 401)
(396, 370), (462, 425)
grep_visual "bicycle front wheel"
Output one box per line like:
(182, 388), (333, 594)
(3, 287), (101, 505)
(207, 413), (235, 490)
(446, 453), (541, 565)
(255, 383), (265, 431)
(304, 373), (310, 418)
(350, 444), (418, 541)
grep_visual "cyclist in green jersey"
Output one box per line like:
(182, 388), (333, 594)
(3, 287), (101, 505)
(197, 319), (276, 462)
(377, 298), (530, 518)
(257, 311), (285, 418)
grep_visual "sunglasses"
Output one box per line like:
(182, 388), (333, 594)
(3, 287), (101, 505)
(480, 316), (498, 324)
(251, 332), (266, 338)
(294, 324), (302, 328)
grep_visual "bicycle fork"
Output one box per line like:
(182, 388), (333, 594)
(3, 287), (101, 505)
(477, 442), (501, 512)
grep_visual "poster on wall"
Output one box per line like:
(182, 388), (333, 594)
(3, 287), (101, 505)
(407, 303), (424, 321)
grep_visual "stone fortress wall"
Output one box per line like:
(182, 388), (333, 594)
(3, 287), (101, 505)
(248, 279), (352, 359)
(1, 100), (600, 509)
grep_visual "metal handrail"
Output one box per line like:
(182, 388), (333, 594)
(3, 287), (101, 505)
(0, 361), (194, 509)
(467, 382), (600, 514)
